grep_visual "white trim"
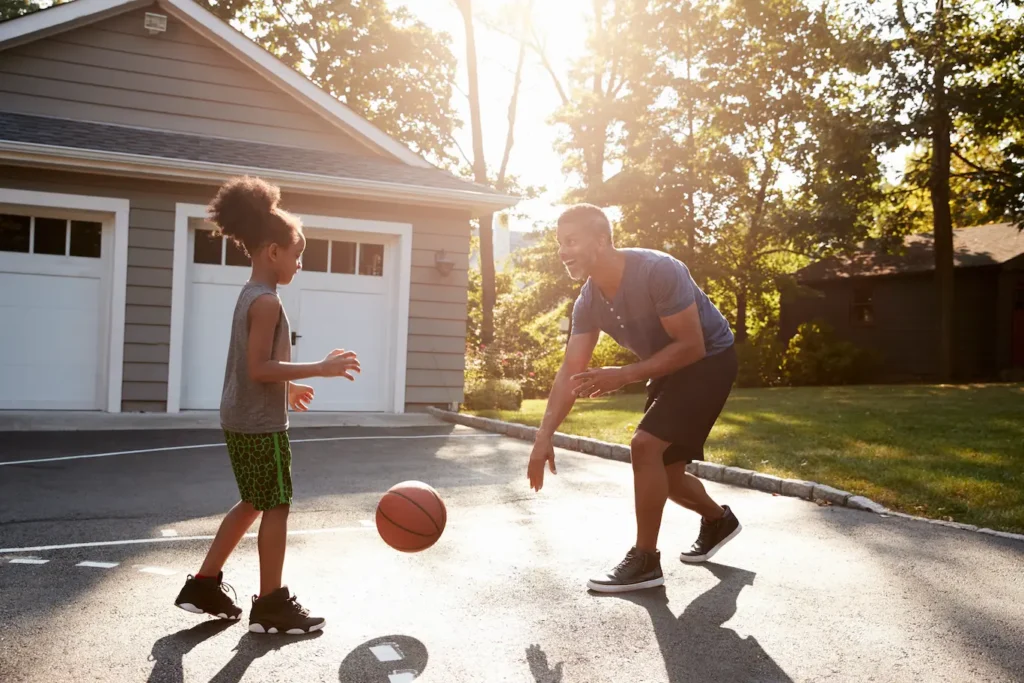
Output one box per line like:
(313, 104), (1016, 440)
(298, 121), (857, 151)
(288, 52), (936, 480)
(0, 141), (517, 216)
(0, 0), (147, 49)
(0, 0), (429, 167)
(0, 188), (129, 413)
(166, 205), (191, 414)
(168, 204), (411, 413)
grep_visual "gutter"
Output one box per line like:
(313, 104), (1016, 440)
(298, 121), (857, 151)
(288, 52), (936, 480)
(0, 140), (519, 216)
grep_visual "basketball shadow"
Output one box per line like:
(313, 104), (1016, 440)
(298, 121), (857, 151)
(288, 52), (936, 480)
(147, 620), (235, 683)
(593, 563), (792, 683)
(339, 635), (428, 682)
(206, 630), (323, 683)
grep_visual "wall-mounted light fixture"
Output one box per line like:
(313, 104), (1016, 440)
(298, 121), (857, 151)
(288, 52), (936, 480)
(435, 249), (455, 276)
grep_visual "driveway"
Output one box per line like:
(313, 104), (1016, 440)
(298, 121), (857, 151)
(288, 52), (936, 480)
(1, 425), (1021, 682)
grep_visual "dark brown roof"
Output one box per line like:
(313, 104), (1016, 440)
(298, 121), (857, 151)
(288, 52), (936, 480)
(796, 222), (1024, 282)
(0, 111), (496, 196)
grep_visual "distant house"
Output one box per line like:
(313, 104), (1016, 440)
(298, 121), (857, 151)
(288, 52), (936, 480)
(0, 0), (516, 414)
(780, 222), (1024, 382)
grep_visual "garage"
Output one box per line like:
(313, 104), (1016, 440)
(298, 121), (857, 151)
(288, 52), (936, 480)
(0, 192), (128, 411)
(174, 211), (410, 412)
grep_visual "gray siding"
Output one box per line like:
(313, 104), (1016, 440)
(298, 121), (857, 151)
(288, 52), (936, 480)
(0, 7), (372, 153)
(0, 166), (472, 412)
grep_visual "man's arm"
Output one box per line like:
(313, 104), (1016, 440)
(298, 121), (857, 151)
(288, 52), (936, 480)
(622, 302), (706, 384)
(537, 330), (600, 439)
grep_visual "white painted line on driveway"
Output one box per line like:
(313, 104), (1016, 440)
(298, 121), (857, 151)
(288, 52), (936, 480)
(370, 644), (403, 662)
(76, 561), (119, 569)
(0, 525), (372, 554)
(0, 432), (500, 467)
(160, 529), (178, 537)
(138, 566), (177, 576)
(7, 558), (48, 565)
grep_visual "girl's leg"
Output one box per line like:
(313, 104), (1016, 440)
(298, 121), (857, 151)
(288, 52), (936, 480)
(197, 500), (261, 577)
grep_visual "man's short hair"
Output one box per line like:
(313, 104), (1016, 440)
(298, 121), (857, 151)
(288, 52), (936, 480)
(557, 204), (613, 245)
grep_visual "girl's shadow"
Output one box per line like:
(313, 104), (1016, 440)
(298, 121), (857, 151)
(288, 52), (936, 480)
(147, 621), (322, 683)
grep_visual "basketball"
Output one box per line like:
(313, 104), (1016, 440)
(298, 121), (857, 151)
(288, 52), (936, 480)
(375, 480), (447, 552)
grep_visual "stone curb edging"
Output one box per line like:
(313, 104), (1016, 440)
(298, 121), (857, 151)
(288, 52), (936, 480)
(427, 407), (1024, 545)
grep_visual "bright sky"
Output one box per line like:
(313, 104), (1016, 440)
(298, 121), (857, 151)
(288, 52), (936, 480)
(394, 0), (592, 232)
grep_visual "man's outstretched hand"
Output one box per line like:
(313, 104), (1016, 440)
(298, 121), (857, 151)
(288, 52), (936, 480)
(570, 366), (632, 398)
(528, 435), (557, 492)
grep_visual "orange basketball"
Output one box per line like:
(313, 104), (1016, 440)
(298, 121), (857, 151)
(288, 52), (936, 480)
(375, 480), (447, 552)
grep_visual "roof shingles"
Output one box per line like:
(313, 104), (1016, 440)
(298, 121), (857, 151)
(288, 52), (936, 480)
(796, 222), (1024, 282)
(0, 111), (495, 196)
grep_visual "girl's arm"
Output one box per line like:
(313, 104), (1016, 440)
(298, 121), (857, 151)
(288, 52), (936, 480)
(246, 294), (359, 383)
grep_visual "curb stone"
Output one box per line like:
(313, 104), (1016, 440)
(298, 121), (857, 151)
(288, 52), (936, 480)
(426, 407), (1024, 544)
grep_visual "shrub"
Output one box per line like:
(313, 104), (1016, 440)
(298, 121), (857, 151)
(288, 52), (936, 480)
(735, 335), (787, 388)
(783, 320), (874, 386)
(463, 378), (523, 411)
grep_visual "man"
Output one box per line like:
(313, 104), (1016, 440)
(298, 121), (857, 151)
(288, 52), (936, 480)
(527, 204), (741, 593)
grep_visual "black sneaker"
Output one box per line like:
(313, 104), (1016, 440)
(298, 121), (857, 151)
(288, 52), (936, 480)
(586, 547), (665, 593)
(248, 587), (325, 635)
(174, 572), (242, 620)
(680, 505), (742, 563)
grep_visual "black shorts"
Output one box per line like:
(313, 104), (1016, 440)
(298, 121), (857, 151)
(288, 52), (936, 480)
(637, 344), (737, 466)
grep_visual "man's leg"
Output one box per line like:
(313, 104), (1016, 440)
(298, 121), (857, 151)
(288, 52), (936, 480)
(666, 461), (724, 520)
(630, 430), (672, 553)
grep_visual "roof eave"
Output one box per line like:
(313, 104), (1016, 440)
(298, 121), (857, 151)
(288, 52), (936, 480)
(0, 141), (519, 216)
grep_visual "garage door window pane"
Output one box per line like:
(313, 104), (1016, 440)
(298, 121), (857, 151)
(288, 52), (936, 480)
(359, 243), (384, 277)
(225, 238), (251, 267)
(34, 218), (67, 255)
(69, 221), (102, 258)
(194, 230), (222, 264)
(330, 241), (356, 274)
(0, 214), (30, 253)
(303, 238), (328, 272)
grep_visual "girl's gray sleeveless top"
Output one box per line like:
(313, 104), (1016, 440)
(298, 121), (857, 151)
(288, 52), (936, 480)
(219, 281), (291, 434)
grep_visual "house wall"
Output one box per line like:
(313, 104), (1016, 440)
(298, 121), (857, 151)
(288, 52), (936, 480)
(0, 165), (471, 412)
(780, 268), (1003, 382)
(0, 6), (371, 154)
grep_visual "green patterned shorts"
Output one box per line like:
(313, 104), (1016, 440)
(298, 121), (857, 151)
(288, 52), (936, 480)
(224, 430), (293, 511)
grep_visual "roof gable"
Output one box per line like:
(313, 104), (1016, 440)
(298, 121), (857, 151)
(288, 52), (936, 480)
(0, 0), (431, 167)
(796, 222), (1024, 282)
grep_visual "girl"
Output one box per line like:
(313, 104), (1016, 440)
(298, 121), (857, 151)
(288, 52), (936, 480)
(174, 176), (360, 634)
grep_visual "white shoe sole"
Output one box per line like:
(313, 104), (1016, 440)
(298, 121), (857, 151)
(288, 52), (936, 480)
(586, 576), (665, 593)
(176, 602), (239, 620)
(249, 621), (325, 635)
(679, 522), (743, 564)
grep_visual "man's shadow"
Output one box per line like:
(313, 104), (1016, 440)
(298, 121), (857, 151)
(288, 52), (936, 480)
(597, 563), (792, 683)
(146, 621), (322, 683)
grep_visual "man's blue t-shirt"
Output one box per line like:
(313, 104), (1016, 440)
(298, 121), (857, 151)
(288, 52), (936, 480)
(570, 248), (734, 360)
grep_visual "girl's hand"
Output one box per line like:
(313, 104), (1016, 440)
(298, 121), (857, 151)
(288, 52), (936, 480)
(288, 382), (315, 411)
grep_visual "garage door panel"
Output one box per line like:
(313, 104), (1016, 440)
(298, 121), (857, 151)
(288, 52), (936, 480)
(0, 272), (102, 409)
(296, 289), (389, 411)
(180, 281), (236, 409)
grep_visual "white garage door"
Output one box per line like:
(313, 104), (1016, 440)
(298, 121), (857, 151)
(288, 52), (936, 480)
(181, 223), (396, 412)
(0, 211), (110, 410)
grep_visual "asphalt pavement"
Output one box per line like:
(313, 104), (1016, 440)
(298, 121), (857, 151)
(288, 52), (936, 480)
(1, 424), (1022, 683)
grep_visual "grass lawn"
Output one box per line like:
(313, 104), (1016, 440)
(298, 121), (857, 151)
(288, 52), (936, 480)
(470, 384), (1024, 534)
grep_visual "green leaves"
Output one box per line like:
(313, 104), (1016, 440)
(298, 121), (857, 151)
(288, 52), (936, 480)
(196, 0), (461, 166)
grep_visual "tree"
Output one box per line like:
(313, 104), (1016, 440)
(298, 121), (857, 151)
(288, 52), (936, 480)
(614, 0), (884, 341)
(1, 0), (45, 21)
(856, 0), (1024, 380)
(197, 0), (462, 166)
(454, 0), (534, 347)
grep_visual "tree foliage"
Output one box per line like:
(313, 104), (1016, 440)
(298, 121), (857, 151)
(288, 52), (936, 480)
(197, 0), (462, 166)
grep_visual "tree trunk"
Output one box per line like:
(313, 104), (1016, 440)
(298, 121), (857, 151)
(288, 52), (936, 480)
(683, 2), (697, 262)
(735, 285), (748, 343)
(930, 6), (954, 382)
(458, 0), (495, 345)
